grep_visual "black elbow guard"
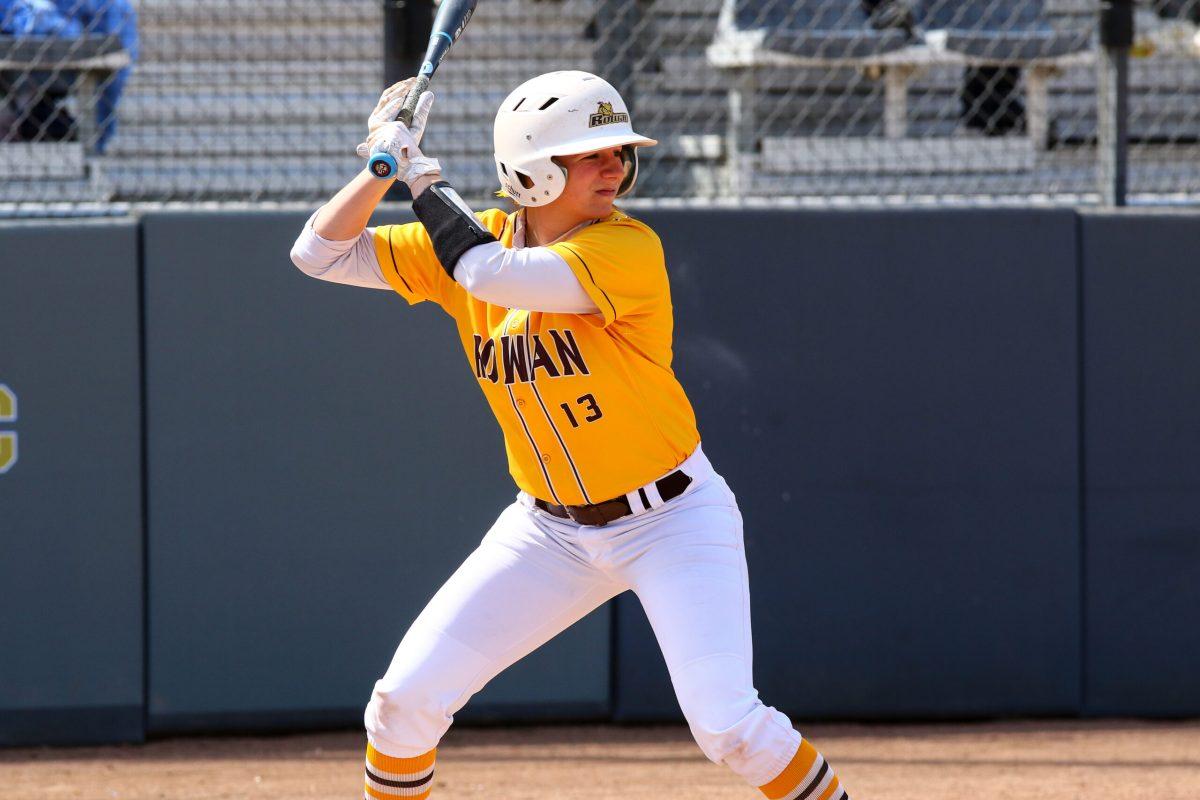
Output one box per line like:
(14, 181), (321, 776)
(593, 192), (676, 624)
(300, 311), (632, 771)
(412, 181), (498, 277)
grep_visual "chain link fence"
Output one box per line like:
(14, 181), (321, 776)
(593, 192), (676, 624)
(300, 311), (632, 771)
(2, 0), (1199, 213)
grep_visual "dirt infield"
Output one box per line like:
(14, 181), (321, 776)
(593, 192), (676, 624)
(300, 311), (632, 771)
(2, 720), (1199, 800)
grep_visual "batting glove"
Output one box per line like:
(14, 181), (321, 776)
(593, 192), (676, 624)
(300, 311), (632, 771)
(365, 124), (442, 185)
(359, 78), (416, 152)
(356, 89), (435, 160)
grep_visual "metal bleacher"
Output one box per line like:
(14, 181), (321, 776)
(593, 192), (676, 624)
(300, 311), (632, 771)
(683, 0), (1200, 200)
(98, 0), (380, 202)
(727, 0), (911, 59)
(0, 34), (131, 206)
(4, 0), (1200, 207)
(916, 0), (1089, 58)
(7, 0), (597, 205)
(706, 0), (1095, 197)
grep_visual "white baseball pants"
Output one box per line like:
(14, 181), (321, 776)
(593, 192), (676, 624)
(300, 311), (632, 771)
(365, 445), (803, 788)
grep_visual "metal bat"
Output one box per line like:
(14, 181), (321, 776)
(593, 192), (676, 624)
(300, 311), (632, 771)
(368, 0), (478, 180)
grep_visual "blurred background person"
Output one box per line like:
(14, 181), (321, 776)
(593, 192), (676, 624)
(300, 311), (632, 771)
(0, 0), (137, 151)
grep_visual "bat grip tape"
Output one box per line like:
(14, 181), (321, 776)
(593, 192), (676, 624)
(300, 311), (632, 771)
(396, 75), (431, 126)
(412, 181), (498, 277)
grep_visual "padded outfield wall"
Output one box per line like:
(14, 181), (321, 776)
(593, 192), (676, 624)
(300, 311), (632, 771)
(0, 220), (144, 745)
(0, 208), (1197, 746)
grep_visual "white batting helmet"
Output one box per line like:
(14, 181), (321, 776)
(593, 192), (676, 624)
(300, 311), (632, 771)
(493, 71), (657, 206)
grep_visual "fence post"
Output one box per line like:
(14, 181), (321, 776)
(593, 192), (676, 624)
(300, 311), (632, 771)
(383, 0), (434, 88)
(1097, 0), (1133, 206)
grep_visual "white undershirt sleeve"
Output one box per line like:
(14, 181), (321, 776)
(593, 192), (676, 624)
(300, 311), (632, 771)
(291, 208), (601, 313)
(451, 243), (601, 314)
(289, 209), (391, 290)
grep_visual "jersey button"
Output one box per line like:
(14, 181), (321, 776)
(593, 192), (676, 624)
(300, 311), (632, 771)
(541, 453), (551, 463)
(517, 399), (526, 408)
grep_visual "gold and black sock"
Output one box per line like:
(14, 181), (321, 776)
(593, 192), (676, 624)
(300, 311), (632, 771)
(364, 742), (436, 800)
(759, 738), (850, 800)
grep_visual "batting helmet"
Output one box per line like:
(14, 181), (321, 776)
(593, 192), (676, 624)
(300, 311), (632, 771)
(493, 71), (657, 206)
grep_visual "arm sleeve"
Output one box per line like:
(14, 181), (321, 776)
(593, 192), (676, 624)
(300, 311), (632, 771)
(371, 208), (510, 309)
(451, 243), (600, 314)
(290, 210), (391, 290)
(547, 219), (668, 327)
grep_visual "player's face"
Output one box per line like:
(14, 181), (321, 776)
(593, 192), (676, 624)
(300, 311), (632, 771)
(555, 146), (628, 218)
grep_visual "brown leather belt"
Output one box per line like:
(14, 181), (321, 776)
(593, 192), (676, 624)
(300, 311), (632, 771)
(534, 469), (693, 527)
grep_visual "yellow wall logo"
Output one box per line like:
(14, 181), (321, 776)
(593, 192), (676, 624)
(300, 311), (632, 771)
(0, 384), (16, 474)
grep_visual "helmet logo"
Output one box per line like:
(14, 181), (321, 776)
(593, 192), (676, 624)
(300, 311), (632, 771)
(588, 101), (629, 128)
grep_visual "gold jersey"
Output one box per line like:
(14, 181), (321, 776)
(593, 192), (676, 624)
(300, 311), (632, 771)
(372, 207), (700, 505)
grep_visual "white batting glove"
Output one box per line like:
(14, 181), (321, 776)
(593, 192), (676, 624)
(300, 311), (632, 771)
(359, 90), (441, 184)
(366, 121), (443, 185)
(356, 89), (435, 160)
(358, 78), (415, 153)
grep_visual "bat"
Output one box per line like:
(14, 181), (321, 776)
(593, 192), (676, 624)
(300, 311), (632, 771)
(368, 0), (479, 180)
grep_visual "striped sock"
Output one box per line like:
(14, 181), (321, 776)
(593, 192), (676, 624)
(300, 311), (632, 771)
(758, 738), (850, 800)
(364, 742), (437, 800)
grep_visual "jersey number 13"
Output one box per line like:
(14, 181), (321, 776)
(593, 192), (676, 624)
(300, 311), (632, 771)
(560, 393), (603, 428)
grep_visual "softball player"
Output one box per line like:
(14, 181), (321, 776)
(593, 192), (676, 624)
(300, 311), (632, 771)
(291, 70), (851, 800)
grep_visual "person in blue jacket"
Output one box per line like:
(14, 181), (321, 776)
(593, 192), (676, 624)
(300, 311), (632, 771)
(0, 0), (137, 151)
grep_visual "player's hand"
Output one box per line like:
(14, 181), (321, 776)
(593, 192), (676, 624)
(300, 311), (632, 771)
(356, 87), (435, 159)
(360, 78), (415, 149)
(366, 124), (443, 185)
(358, 89), (440, 184)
